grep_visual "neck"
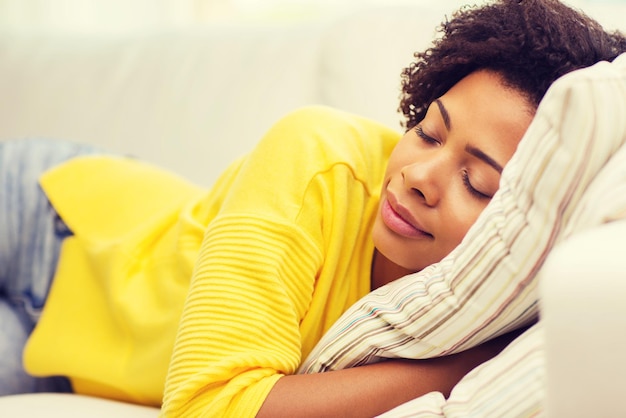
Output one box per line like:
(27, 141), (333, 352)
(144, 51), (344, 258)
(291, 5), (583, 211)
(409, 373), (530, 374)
(370, 249), (415, 290)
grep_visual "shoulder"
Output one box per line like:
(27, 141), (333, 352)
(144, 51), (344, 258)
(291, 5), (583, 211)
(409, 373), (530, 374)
(265, 105), (399, 147)
(249, 106), (401, 183)
(215, 107), (400, 221)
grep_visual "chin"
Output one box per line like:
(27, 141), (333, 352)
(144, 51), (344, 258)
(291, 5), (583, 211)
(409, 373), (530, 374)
(385, 250), (428, 274)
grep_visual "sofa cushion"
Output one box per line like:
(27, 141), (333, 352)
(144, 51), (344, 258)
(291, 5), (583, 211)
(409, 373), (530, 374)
(0, 24), (324, 186)
(0, 393), (159, 417)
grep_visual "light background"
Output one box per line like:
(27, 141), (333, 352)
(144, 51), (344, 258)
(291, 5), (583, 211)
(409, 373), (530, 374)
(0, 0), (624, 34)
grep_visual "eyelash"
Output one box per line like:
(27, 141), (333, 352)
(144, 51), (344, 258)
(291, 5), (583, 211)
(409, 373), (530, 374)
(462, 170), (490, 199)
(414, 125), (440, 145)
(415, 125), (490, 200)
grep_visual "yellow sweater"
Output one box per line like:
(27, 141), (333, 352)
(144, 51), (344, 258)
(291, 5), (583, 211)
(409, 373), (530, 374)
(23, 106), (400, 416)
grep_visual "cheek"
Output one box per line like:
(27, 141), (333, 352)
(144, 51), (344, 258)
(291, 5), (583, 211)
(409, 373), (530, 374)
(383, 155), (403, 181)
(386, 135), (415, 174)
(442, 203), (487, 249)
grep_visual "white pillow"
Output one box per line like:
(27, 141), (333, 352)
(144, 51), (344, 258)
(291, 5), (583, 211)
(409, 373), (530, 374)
(300, 53), (626, 373)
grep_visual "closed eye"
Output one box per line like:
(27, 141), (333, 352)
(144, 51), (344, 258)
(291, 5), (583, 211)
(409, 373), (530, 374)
(414, 125), (440, 145)
(461, 170), (491, 199)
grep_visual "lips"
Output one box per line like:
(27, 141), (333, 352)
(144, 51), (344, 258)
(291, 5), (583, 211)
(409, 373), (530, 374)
(381, 195), (432, 239)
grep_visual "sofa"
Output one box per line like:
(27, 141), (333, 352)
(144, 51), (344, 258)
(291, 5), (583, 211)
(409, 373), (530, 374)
(1, 2), (625, 416)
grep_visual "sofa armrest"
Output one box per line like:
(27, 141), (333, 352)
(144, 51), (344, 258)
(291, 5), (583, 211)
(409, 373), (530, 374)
(541, 220), (626, 418)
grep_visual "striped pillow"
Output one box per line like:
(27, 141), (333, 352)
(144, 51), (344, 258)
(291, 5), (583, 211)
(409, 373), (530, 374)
(300, 53), (626, 380)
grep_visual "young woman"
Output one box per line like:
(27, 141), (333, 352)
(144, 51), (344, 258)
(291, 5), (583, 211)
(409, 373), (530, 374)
(1, 0), (624, 417)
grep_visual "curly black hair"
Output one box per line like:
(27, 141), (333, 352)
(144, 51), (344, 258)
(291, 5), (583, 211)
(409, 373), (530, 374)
(399, 0), (626, 129)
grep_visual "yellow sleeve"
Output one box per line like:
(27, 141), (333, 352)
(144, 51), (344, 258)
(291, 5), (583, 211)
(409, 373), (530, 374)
(162, 215), (322, 417)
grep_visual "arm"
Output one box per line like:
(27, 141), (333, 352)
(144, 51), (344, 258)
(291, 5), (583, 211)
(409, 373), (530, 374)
(257, 328), (522, 418)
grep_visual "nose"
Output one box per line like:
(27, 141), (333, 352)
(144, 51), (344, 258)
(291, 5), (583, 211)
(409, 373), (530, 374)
(400, 156), (445, 207)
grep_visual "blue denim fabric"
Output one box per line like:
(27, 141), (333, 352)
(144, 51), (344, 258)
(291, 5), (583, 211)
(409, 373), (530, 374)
(0, 139), (101, 395)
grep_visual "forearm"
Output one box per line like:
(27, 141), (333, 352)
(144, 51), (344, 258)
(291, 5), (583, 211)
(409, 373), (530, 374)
(257, 329), (521, 418)
(257, 358), (461, 418)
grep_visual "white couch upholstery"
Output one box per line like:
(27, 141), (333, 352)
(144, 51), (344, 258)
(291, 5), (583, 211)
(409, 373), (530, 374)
(1, 3), (625, 416)
(0, 5), (444, 187)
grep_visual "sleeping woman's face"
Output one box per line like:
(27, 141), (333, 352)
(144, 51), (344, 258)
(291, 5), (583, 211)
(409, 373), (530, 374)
(372, 70), (535, 279)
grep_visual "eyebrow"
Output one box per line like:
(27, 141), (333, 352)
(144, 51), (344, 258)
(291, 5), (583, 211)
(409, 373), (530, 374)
(435, 98), (503, 174)
(435, 99), (450, 130)
(466, 146), (504, 173)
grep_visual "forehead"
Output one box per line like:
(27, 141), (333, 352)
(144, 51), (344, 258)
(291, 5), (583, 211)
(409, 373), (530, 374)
(434, 70), (535, 163)
(438, 70), (535, 125)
